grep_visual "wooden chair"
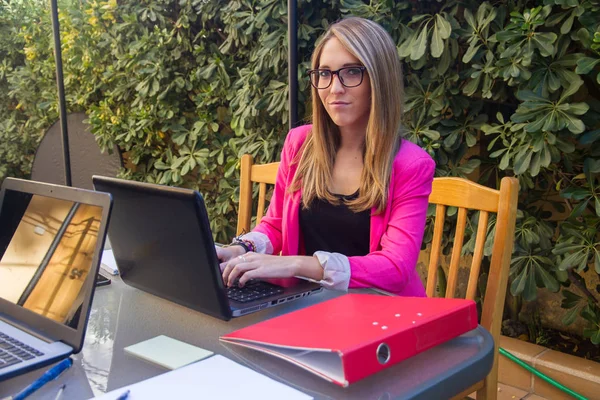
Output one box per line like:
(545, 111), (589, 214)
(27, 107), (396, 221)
(236, 154), (279, 236)
(429, 177), (519, 400)
(236, 155), (519, 400)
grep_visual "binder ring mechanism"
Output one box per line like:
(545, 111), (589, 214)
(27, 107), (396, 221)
(376, 342), (391, 365)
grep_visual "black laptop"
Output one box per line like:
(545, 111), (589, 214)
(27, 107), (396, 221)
(92, 176), (322, 321)
(0, 178), (112, 380)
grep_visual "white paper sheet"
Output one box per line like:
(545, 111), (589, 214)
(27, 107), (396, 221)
(124, 335), (213, 370)
(100, 249), (119, 275)
(94, 355), (312, 400)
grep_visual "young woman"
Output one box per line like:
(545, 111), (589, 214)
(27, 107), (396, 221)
(217, 17), (435, 297)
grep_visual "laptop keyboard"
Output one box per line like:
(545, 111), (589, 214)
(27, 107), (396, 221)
(0, 332), (44, 369)
(226, 280), (284, 303)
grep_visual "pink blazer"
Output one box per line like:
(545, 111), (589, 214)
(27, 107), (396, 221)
(254, 125), (435, 296)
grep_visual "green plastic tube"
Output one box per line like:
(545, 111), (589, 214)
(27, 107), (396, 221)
(499, 347), (588, 400)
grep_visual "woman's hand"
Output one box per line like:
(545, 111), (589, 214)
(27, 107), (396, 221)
(221, 253), (324, 287)
(215, 245), (246, 264)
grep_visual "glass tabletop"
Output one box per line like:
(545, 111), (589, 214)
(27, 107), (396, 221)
(0, 276), (493, 399)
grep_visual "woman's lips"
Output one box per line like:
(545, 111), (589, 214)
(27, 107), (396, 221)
(329, 101), (350, 108)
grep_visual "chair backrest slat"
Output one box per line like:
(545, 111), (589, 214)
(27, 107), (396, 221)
(466, 211), (489, 300)
(426, 204), (446, 297)
(445, 207), (468, 298)
(237, 154), (279, 235)
(480, 178), (519, 339)
(256, 182), (267, 224)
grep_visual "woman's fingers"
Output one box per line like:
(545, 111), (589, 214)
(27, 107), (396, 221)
(222, 253), (253, 287)
(237, 268), (258, 286)
(215, 246), (226, 262)
(226, 260), (256, 287)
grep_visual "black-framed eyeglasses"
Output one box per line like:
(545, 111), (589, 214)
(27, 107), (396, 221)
(307, 66), (367, 89)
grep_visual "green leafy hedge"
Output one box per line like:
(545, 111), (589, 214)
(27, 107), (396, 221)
(1, 0), (599, 344)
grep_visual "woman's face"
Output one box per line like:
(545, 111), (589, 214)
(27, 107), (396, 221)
(317, 38), (371, 131)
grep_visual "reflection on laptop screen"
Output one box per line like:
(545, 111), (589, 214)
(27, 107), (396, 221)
(0, 189), (103, 330)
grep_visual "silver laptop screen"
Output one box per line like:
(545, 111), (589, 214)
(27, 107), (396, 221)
(0, 189), (102, 329)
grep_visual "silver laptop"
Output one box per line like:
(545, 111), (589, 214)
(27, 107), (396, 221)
(0, 178), (112, 381)
(92, 175), (322, 321)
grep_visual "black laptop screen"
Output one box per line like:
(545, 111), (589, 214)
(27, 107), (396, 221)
(0, 189), (103, 330)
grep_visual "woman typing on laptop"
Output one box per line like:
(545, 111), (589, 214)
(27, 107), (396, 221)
(218, 17), (435, 297)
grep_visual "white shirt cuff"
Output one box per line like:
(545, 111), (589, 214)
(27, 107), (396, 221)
(239, 232), (273, 255)
(309, 251), (351, 291)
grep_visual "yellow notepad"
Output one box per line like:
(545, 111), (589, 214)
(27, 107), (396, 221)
(124, 335), (213, 370)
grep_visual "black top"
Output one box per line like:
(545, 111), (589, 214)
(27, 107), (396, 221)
(299, 191), (371, 257)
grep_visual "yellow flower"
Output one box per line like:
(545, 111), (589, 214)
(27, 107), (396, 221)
(24, 47), (36, 61)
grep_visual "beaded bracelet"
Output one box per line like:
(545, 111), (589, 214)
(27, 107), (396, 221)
(231, 238), (256, 253)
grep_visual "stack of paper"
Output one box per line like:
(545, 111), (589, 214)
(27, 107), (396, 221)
(95, 355), (312, 399)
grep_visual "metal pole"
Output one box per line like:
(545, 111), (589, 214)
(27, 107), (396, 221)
(288, 0), (298, 129)
(50, 0), (71, 186)
(17, 203), (80, 305)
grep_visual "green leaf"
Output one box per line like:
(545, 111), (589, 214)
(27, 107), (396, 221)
(561, 13), (575, 34)
(571, 198), (590, 217)
(463, 75), (481, 96)
(499, 151), (510, 170)
(562, 187), (591, 200)
(411, 23), (429, 61)
(511, 264), (528, 296)
(575, 57), (600, 74)
(546, 10), (568, 27)
(532, 32), (557, 56)
(172, 131), (188, 146)
(398, 34), (416, 58)
(584, 158), (600, 181)
(489, 149), (507, 158)
(561, 80), (583, 99)
(516, 90), (548, 103)
(463, 44), (481, 63)
(435, 14), (451, 39)
(568, 103), (589, 116)
(580, 129), (600, 145)
(514, 149), (533, 175)
(564, 117), (586, 134)
(464, 8), (476, 29)
(535, 264), (559, 292)
(561, 306), (580, 326)
(496, 30), (522, 42)
(530, 152), (541, 176)
(421, 129), (440, 140)
(437, 46), (451, 75)
(151, 78), (160, 96)
(524, 268), (538, 301)
(431, 21), (444, 58)
(592, 330), (600, 345)
(561, 289), (583, 308)
(558, 251), (586, 270)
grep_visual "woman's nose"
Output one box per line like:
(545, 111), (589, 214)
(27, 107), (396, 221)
(329, 74), (345, 93)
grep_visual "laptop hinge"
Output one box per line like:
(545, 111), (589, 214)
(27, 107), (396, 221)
(0, 314), (53, 343)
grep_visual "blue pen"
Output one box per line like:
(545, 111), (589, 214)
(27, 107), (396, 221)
(115, 389), (130, 400)
(12, 357), (73, 400)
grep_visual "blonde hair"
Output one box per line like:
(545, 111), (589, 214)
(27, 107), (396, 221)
(291, 17), (404, 214)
